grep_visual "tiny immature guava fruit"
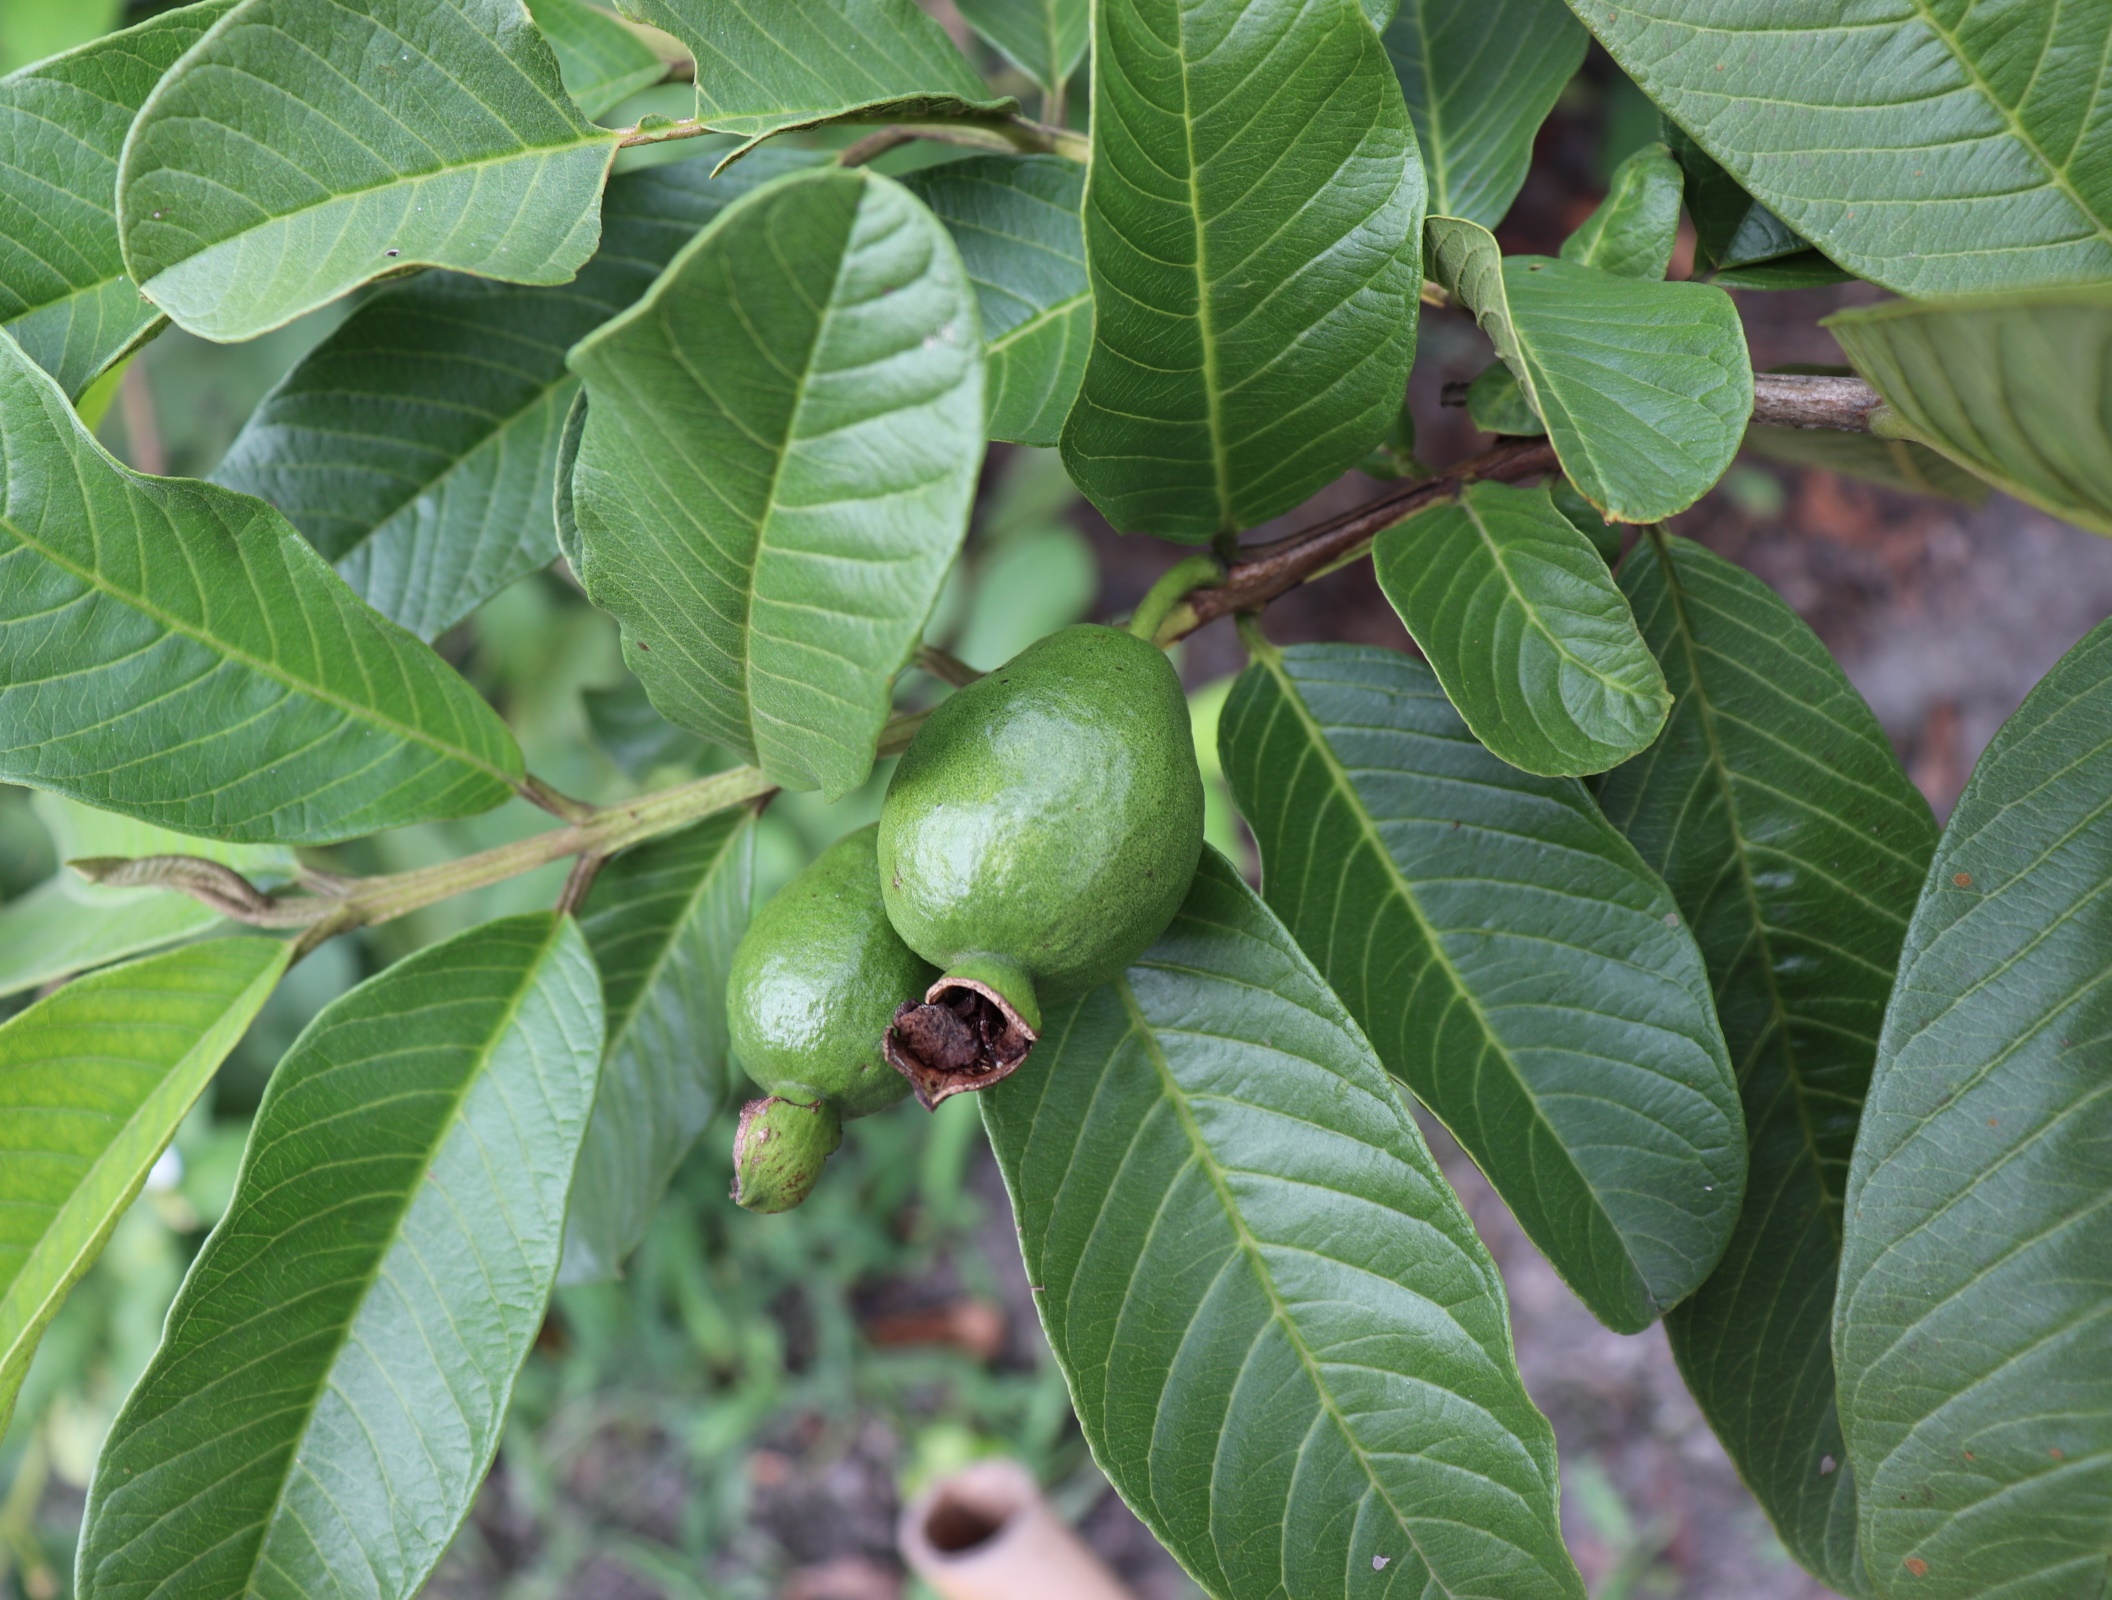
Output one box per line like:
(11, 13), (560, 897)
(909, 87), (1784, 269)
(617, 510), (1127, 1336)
(726, 823), (936, 1212)
(878, 624), (1205, 1107)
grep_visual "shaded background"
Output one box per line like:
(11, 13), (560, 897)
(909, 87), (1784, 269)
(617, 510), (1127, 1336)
(4, 6), (2109, 1599)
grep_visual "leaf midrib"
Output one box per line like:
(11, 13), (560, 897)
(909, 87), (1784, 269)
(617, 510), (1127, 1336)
(222, 918), (563, 1598)
(0, 451), (516, 788)
(1114, 973), (1452, 1593)
(1169, 2), (1233, 533)
(1256, 647), (1653, 1305)
(1649, 530), (1840, 1229)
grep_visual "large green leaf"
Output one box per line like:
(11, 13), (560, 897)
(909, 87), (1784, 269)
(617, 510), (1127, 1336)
(78, 913), (604, 1600)
(1059, 0), (1424, 540)
(568, 166), (983, 800)
(0, 797), (296, 999)
(526, 0), (664, 119)
(214, 148), (818, 640)
(1425, 216), (1752, 522)
(1219, 642), (1743, 1334)
(1597, 533), (1938, 1594)
(117, 0), (621, 342)
(904, 154), (1088, 448)
(560, 811), (753, 1285)
(1560, 142), (1682, 280)
(1827, 291), (2112, 537)
(0, 0), (233, 398)
(616, 0), (1008, 157)
(1381, 0), (1585, 227)
(1372, 481), (1669, 776)
(1836, 617), (2112, 1599)
(0, 937), (287, 1435)
(0, 333), (522, 843)
(1574, 1), (2112, 296)
(982, 849), (1586, 1600)
(954, 0), (1087, 97)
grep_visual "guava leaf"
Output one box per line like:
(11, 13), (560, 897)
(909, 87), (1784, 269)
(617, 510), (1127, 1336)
(1059, 0), (1424, 540)
(0, 331), (522, 843)
(1742, 426), (1988, 507)
(1827, 291), (2112, 537)
(1836, 614), (2112, 1598)
(0, 0), (233, 398)
(1373, 481), (1669, 776)
(904, 154), (1088, 447)
(1219, 643), (1743, 1334)
(1572, 0), (2112, 296)
(1381, 0), (1585, 228)
(560, 811), (753, 1285)
(1561, 142), (1682, 280)
(982, 849), (1587, 1600)
(214, 148), (820, 639)
(615, 0), (1009, 158)
(567, 167), (983, 800)
(117, 0), (621, 341)
(0, 938), (288, 1435)
(1598, 533), (1938, 1594)
(77, 914), (604, 1600)
(954, 0), (1087, 96)
(1426, 216), (1752, 521)
(526, 0), (664, 119)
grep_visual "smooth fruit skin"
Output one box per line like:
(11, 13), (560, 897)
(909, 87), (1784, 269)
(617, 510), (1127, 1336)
(878, 624), (1205, 1007)
(727, 823), (933, 1120)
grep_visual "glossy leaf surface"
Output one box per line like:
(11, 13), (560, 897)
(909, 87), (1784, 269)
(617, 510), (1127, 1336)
(561, 811), (753, 1284)
(954, 0), (1087, 96)
(1575, 0), (2112, 295)
(0, 0), (232, 397)
(0, 938), (287, 1434)
(1220, 642), (1742, 1333)
(1598, 533), (1938, 1593)
(983, 849), (1587, 1599)
(1836, 617), (2112, 1598)
(568, 167), (983, 799)
(1561, 142), (1682, 280)
(215, 148), (818, 639)
(0, 333), (522, 843)
(617, 0), (1004, 154)
(117, 0), (620, 341)
(1828, 291), (2112, 537)
(1060, 0), (1424, 540)
(1381, 0), (1585, 227)
(527, 0), (664, 119)
(1373, 481), (1669, 776)
(904, 154), (1088, 448)
(78, 914), (604, 1600)
(1426, 216), (1752, 522)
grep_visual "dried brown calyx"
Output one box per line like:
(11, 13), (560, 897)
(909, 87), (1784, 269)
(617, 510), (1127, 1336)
(884, 979), (1036, 1109)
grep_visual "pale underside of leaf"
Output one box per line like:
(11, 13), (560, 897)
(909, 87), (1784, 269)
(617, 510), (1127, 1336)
(1382, 0), (1585, 227)
(118, 0), (621, 341)
(953, 0), (1089, 96)
(1827, 290), (2112, 538)
(1060, 0), (1425, 540)
(0, 937), (288, 1436)
(0, 331), (523, 843)
(526, 0), (666, 119)
(77, 913), (604, 1600)
(567, 166), (983, 800)
(1836, 616), (2112, 1598)
(1599, 533), (1937, 1595)
(1373, 480), (1670, 776)
(983, 849), (1587, 1600)
(1219, 642), (1744, 1335)
(1573, 0), (2112, 296)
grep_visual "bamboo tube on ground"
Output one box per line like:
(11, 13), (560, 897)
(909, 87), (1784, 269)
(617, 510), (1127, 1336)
(897, 1458), (1139, 1600)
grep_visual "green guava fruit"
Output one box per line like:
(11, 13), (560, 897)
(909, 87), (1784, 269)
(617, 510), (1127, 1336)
(731, 1097), (842, 1214)
(877, 624), (1204, 1106)
(726, 823), (935, 1211)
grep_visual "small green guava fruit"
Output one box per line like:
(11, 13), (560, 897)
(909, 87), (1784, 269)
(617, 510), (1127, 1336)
(725, 823), (935, 1211)
(731, 1097), (843, 1213)
(878, 624), (1205, 1106)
